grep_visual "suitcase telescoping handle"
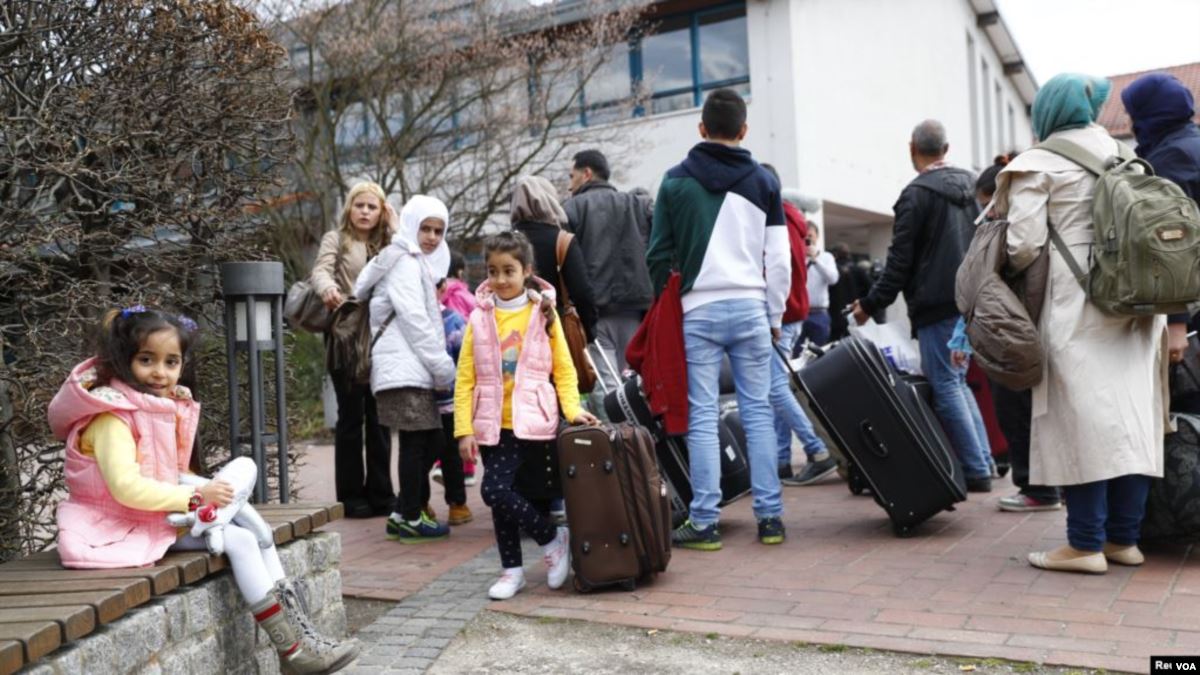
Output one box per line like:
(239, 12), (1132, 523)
(773, 342), (802, 389)
(592, 344), (623, 396)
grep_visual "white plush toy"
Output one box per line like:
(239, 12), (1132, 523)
(167, 457), (274, 555)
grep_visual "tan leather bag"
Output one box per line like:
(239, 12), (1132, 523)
(555, 230), (597, 392)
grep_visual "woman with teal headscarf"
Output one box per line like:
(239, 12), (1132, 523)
(1031, 73), (1111, 141)
(991, 73), (1166, 575)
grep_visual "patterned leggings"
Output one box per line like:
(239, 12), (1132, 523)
(480, 430), (558, 568)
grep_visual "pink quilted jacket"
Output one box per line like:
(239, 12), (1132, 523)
(468, 277), (559, 445)
(442, 278), (477, 320)
(47, 358), (200, 569)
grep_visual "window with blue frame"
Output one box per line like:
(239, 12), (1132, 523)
(536, 2), (750, 127)
(333, 1), (752, 148)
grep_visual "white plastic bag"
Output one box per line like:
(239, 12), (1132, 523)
(849, 320), (923, 375)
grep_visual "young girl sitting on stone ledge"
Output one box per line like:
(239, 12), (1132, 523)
(48, 306), (359, 674)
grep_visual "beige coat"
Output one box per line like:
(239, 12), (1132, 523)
(310, 230), (370, 297)
(995, 124), (1166, 486)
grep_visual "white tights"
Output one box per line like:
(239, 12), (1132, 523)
(171, 524), (286, 604)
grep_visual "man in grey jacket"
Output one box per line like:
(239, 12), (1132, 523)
(564, 149), (654, 390)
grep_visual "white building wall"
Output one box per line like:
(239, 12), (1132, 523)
(612, 0), (1034, 202)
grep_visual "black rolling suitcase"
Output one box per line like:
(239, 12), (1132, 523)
(598, 353), (751, 521)
(789, 336), (967, 536)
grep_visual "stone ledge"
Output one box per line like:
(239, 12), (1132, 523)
(19, 532), (346, 675)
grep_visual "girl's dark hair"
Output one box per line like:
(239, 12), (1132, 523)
(94, 307), (198, 395)
(447, 250), (466, 279)
(484, 230), (536, 279)
(975, 152), (1016, 199)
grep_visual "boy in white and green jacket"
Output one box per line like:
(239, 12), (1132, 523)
(646, 88), (791, 549)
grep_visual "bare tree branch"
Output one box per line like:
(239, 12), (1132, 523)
(0, 0), (295, 561)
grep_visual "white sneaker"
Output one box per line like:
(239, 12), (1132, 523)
(430, 464), (444, 486)
(488, 569), (526, 600)
(543, 527), (571, 590)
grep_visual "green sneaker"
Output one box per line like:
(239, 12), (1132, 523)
(671, 518), (721, 551)
(386, 514), (449, 543)
(757, 516), (785, 545)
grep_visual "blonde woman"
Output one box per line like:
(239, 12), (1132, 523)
(310, 181), (394, 519)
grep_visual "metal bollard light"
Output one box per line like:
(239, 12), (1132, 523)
(220, 261), (289, 503)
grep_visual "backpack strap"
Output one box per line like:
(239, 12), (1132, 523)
(371, 312), (396, 348)
(1046, 223), (1090, 292)
(1036, 136), (1134, 175)
(554, 230), (574, 308)
(1035, 136), (1134, 295)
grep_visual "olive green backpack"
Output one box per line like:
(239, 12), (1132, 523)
(1038, 137), (1200, 316)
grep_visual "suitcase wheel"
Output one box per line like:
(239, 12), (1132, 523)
(846, 464), (870, 496)
(620, 579), (636, 593)
(573, 576), (593, 593)
(567, 464), (577, 478)
(893, 523), (916, 538)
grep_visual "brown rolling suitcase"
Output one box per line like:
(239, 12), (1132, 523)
(557, 422), (671, 592)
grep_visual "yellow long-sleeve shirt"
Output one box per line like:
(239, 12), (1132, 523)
(453, 302), (583, 439)
(80, 413), (194, 512)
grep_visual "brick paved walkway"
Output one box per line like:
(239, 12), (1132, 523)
(298, 442), (1199, 675)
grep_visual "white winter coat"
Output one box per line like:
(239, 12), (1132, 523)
(354, 239), (455, 395)
(995, 124), (1167, 486)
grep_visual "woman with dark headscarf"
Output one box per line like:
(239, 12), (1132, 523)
(1122, 73), (1200, 379)
(510, 176), (598, 341)
(1121, 73), (1200, 201)
(509, 175), (597, 514)
(994, 74), (1166, 574)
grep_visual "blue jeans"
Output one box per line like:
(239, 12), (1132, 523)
(684, 299), (783, 525)
(916, 317), (992, 480)
(773, 321), (827, 468)
(800, 309), (832, 347)
(1062, 475), (1152, 551)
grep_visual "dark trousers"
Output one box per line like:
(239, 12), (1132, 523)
(1063, 475), (1152, 551)
(799, 309), (832, 348)
(395, 428), (441, 522)
(990, 383), (1060, 502)
(481, 431), (558, 569)
(421, 413), (466, 508)
(331, 369), (392, 510)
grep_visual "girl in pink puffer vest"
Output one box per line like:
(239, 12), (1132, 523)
(48, 306), (358, 674)
(453, 230), (599, 601)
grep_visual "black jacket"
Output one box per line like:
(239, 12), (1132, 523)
(563, 180), (654, 313)
(861, 166), (979, 330)
(1144, 124), (1200, 327)
(512, 221), (599, 341)
(1144, 124), (1200, 207)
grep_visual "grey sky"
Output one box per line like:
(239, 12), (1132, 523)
(996, 0), (1200, 85)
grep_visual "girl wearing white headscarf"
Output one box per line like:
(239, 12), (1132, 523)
(355, 195), (458, 543)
